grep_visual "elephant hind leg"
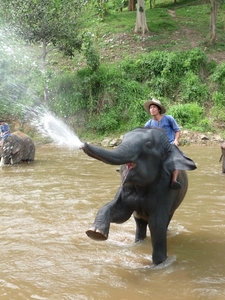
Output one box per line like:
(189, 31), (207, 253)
(86, 227), (108, 241)
(134, 214), (148, 242)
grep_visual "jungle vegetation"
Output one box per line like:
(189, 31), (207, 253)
(0, 0), (225, 140)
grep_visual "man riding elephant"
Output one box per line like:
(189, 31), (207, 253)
(0, 119), (11, 146)
(143, 98), (181, 190)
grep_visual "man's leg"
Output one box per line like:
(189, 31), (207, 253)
(170, 170), (181, 190)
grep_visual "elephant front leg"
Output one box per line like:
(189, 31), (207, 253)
(222, 156), (225, 173)
(86, 203), (111, 241)
(133, 212), (148, 242)
(86, 187), (133, 241)
(149, 215), (169, 265)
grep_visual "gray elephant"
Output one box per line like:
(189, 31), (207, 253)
(219, 141), (225, 173)
(81, 127), (197, 265)
(0, 130), (35, 164)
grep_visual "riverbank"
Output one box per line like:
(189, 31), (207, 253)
(99, 129), (224, 148)
(33, 128), (224, 149)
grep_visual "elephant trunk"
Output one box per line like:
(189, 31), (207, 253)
(81, 142), (137, 165)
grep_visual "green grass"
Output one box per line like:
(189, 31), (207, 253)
(81, 0), (225, 58)
(2, 0), (225, 137)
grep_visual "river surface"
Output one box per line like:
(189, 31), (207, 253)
(0, 144), (224, 300)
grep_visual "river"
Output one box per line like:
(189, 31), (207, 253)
(0, 144), (224, 300)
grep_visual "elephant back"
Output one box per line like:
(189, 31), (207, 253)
(11, 131), (35, 162)
(13, 131), (31, 140)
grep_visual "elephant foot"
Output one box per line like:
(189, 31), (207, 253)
(86, 228), (108, 241)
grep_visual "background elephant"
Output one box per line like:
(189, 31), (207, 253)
(0, 130), (35, 164)
(81, 127), (197, 265)
(219, 142), (225, 173)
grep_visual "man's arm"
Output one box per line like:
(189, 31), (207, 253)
(173, 131), (180, 146)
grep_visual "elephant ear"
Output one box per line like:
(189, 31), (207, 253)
(12, 139), (21, 155)
(169, 145), (197, 171)
(12, 145), (21, 155)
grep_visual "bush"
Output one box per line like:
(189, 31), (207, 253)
(167, 103), (203, 127)
(179, 71), (209, 103)
(210, 63), (225, 92)
(46, 48), (222, 136)
(212, 91), (225, 106)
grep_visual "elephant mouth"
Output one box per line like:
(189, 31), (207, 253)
(122, 162), (136, 184)
(126, 162), (136, 170)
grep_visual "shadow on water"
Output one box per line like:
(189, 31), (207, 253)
(0, 145), (224, 299)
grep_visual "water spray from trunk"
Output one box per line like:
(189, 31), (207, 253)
(23, 105), (84, 149)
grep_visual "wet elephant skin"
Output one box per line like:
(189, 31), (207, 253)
(0, 130), (35, 164)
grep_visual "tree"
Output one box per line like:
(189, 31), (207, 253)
(134, 0), (149, 35)
(0, 0), (84, 101)
(210, 0), (219, 44)
(128, 0), (136, 11)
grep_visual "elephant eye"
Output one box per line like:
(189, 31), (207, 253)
(145, 141), (151, 148)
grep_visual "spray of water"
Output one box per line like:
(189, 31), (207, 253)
(1, 29), (84, 149)
(26, 106), (84, 149)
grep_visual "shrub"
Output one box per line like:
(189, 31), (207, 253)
(212, 91), (225, 106)
(167, 103), (203, 127)
(179, 71), (208, 103)
(210, 63), (225, 91)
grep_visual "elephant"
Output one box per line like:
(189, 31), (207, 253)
(81, 127), (197, 265)
(0, 130), (35, 165)
(219, 141), (225, 173)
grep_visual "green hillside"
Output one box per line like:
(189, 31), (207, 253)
(0, 0), (225, 141)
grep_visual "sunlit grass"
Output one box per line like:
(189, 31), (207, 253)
(81, 0), (225, 54)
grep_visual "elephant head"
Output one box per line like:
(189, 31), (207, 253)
(81, 127), (196, 186)
(0, 135), (22, 164)
(219, 141), (225, 173)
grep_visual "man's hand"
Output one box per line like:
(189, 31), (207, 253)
(173, 139), (179, 146)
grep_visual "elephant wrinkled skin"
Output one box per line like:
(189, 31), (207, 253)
(0, 131), (35, 164)
(219, 142), (225, 173)
(81, 127), (197, 265)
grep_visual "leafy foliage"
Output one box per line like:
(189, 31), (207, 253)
(168, 103), (200, 126)
(210, 62), (225, 91)
(0, 0), (225, 137)
(0, 0), (83, 56)
(81, 31), (100, 71)
(46, 48), (221, 134)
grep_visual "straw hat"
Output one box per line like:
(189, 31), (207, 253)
(143, 98), (166, 114)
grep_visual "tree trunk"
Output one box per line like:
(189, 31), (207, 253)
(210, 0), (218, 45)
(42, 39), (48, 102)
(42, 38), (47, 76)
(128, 0), (136, 11)
(150, 0), (155, 9)
(134, 0), (149, 35)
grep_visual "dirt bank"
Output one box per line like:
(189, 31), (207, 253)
(100, 130), (224, 148)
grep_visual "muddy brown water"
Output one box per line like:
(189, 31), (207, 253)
(0, 145), (224, 300)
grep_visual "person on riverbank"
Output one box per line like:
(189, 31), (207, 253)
(143, 98), (181, 190)
(0, 120), (11, 145)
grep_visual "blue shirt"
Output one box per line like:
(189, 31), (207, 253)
(144, 115), (180, 144)
(0, 123), (11, 140)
